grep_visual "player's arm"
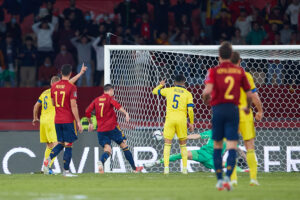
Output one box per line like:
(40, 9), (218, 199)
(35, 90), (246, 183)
(187, 92), (195, 132)
(241, 70), (252, 114)
(85, 100), (95, 132)
(187, 134), (200, 140)
(252, 92), (263, 121)
(111, 98), (130, 122)
(202, 69), (214, 105)
(32, 101), (42, 125)
(69, 63), (87, 84)
(152, 80), (166, 96)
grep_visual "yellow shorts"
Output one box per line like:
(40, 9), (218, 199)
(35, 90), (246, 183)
(239, 120), (255, 141)
(40, 119), (57, 143)
(164, 118), (187, 140)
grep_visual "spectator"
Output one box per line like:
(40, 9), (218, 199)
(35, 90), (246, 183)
(82, 11), (99, 37)
(1, 34), (17, 87)
(55, 19), (75, 52)
(6, 15), (22, 43)
(169, 0), (196, 27)
(63, 0), (84, 25)
(97, 14), (115, 33)
(195, 29), (209, 45)
(19, 36), (37, 87)
(0, 50), (5, 87)
(0, 7), (6, 34)
(179, 14), (193, 38)
(123, 28), (135, 44)
(156, 32), (170, 45)
(54, 44), (75, 73)
(227, 0), (251, 23)
(273, 32), (282, 45)
(289, 31), (300, 44)
(231, 28), (246, 45)
(114, 0), (138, 28)
(235, 9), (252, 38)
(278, 0), (289, 15)
(38, 56), (57, 86)
(262, 23), (279, 44)
(92, 36), (105, 86)
(148, 0), (170, 37)
(268, 6), (284, 28)
(32, 19), (55, 65)
(213, 8), (233, 43)
(71, 33), (94, 86)
(246, 21), (266, 45)
(285, 0), (300, 30)
(280, 23), (293, 44)
(138, 13), (152, 42)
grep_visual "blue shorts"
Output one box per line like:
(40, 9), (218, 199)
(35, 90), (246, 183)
(55, 122), (78, 143)
(212, 103), (239, 141)
(97, 126), (127, 147)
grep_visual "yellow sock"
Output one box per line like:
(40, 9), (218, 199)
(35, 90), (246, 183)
(163, 143), (171, 168)
(231, 165), (237, 181)
(180, 144), (188, 169)
(247, 149), (257, 180)
(44, 147), (52, 162)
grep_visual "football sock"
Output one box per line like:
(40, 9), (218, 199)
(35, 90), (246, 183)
(44, 147), (52, 162)
(213, 149), (223, 180)
(231, 165), (238, 182)
(122, 146), (136, 170)
(180, 144), (188, 169)
(160, 153), (182, 163)
(226, 149), (236, 178)
(247, 149), (257, 180)
(50, 143), (64, 160)
(63, 144), (73, 170)
(163, 143), (172, 168)
(100, 152), (110, 165)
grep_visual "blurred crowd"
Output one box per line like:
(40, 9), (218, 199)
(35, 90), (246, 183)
(0, 0), (299, 87)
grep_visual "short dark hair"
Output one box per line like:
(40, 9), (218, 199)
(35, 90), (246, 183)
(230, 51), (241, 65)
(175, 74), (186, 83)
(61, 64), (72, 76)
(104, 84), (114, 92)
(219, 41), (232, 60)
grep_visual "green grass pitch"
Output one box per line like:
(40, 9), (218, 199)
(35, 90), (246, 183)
(0, 172), (299, 200)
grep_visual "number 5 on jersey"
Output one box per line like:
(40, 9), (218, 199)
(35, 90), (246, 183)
(172, 95), (180, 109)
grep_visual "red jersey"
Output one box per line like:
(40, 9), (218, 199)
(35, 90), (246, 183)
(85, 93), (122, 132)
(51, 80), (77, 124)
(205, 62), (250, 106)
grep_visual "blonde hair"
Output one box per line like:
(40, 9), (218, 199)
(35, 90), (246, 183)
(51, 76), (60, 84)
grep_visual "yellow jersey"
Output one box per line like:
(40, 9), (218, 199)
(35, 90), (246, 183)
(153, 85), (194, 124)
(239, 72), (256, 122)
(38, 88), (55, 120)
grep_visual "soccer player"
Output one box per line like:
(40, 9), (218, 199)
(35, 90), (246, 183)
(230, 51), (263, 186)
(202, 41), (252, 190)
(43, 64), (83, 177)
(152, 74), (194, 174)
(85, 84), (143, 173)
(33, 64), (87, 174)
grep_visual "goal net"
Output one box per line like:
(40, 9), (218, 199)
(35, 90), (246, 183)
(104, 45), (300, 173)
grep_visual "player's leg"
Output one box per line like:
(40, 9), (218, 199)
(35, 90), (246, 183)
(144, 151), (192, 168)
(176, 120), (188, 174)
(40, 122), (50, 171)
(97, 131), (112, 173)
(163, 120), (176, 174)
(223, 104), (240, 191)
(46, 122), (58, 168)
(212, 105), (225, 189)
(62, 122), (78, 177)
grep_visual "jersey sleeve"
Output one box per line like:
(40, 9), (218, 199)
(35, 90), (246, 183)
(152, 84), (167, 97)
(37, 93), (43, 104)
(70, 85), (78, 100)
(245, 72), (257, 93)
(241, 70), (251, 92)
(204, 68), (215, 85)
(110, 97), (122, 110)
(160, 88), (168, 97)
(199, 130), (212, 139)
(85, 99), (95, 118)
(187, 92), (194, 108)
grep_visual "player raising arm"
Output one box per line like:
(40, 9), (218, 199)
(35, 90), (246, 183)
(32, 64), (87, 174)
(85, 84), (143, 173)
(43, 64), (83, 177)
(230, 51), (263, 186)
(202, 42), (252, 191)
(152, 74), (194, 174)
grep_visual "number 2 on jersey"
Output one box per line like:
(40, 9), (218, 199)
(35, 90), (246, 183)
(54, 91), (66, 107)
(224, 76), (234, 100)
(172, 95), (180, 109)
(99, 103), (104, 117)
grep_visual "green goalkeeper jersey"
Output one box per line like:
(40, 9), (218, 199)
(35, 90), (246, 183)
(199, 130), (227, 155)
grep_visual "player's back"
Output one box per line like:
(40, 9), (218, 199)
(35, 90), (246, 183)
(90, 93), (121, 132)
(208, 61), (250, 106)
(51, 80), (77, 124)
(38, 89), (55, 120)
(161, 86), (193, 120)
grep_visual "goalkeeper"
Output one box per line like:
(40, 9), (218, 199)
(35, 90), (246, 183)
(145, 130), (245, 172)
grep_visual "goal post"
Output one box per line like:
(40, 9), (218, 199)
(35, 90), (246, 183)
(104, 45), (300, 173)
